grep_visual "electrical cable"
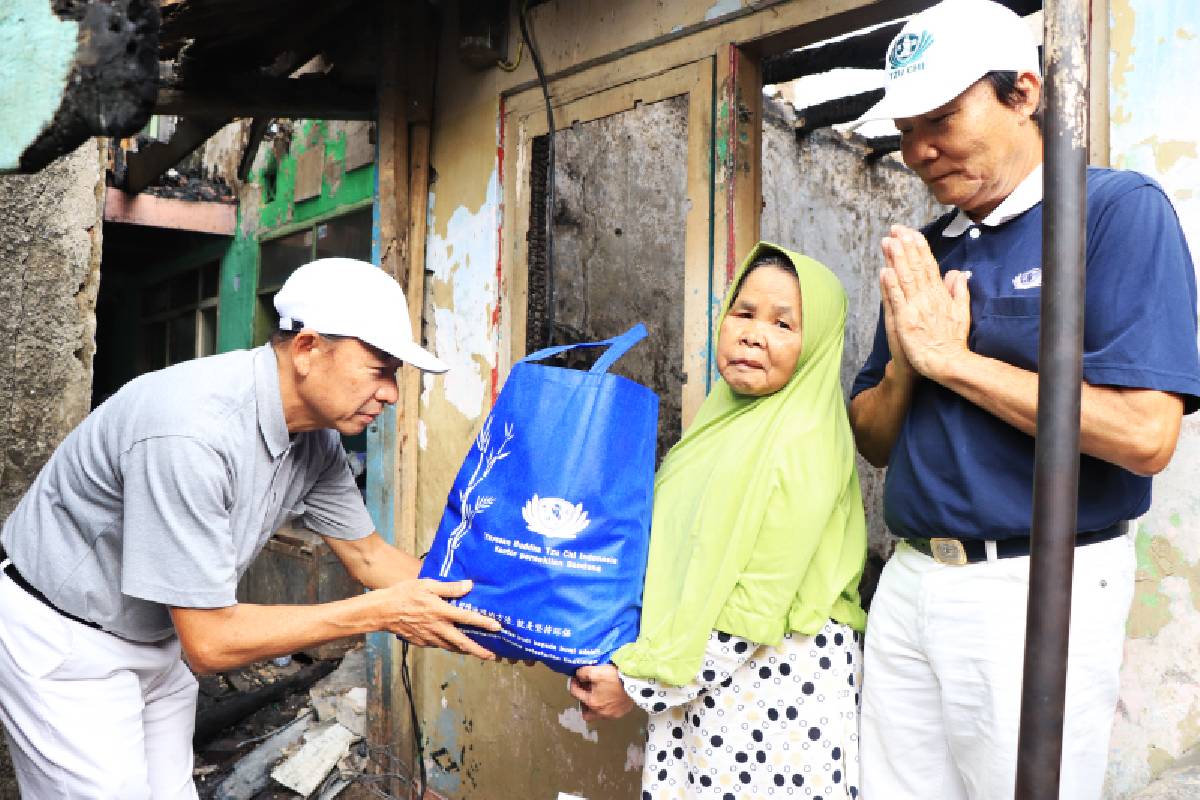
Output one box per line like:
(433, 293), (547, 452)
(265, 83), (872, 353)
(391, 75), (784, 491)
(518, 0), (557, 347)
(401, 640), (427, 799)
(496, 39), (524, 72)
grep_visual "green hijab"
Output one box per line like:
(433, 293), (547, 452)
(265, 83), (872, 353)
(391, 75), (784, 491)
(612, 242), (867, 686)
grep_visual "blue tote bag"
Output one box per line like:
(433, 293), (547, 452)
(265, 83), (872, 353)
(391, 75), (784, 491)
(418, 324), (658, 674)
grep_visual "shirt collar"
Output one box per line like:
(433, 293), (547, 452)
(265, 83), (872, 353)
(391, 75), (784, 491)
(254, 345), (292, 458)
(942, 164), (1044, 238)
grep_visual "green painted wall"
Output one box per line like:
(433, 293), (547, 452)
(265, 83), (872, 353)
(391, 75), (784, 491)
(217, 119), (377, 352)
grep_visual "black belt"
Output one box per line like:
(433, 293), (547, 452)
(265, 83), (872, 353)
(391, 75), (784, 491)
(906, 521), (1129, 565)
(0, 543), (103, 631)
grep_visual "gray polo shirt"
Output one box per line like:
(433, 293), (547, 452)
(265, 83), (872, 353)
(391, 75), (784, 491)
(0, 345), (374, 642)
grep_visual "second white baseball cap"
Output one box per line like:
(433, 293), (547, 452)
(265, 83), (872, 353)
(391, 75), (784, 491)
(854, 0), (1041, 126)
(274, 258), (449, 374)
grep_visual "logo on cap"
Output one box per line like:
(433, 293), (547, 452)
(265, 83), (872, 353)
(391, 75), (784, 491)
(889, 31), (935, 73)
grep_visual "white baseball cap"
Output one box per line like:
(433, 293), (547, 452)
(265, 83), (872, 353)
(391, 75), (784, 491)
(854, 0), (1041, 126)
(274, 258), (449, 373)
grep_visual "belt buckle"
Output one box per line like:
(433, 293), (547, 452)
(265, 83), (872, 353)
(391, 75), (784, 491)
(930, 537), (968, 566)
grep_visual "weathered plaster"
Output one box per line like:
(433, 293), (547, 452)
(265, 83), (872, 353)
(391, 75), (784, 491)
(1105, 7), (1200, 790)
(0, 0), (79, 171)
(0, 138), (104, 519)
(1110, 421), (1200, 797)
(623, 742), (645, 772)
(705, 0), (745, 22)
(557, 706), (599, 744)
(527, 0), (734, 81)
(1130, 749), (1200, 800)
(1133, 137), (1197, 179)
(425, 170), (500, 423)
(1109, 0), (1200, 249)
(1107, 0), (1200, 776)
(1128, 529), (1178, 639)
(1109, 0), (1136, 107)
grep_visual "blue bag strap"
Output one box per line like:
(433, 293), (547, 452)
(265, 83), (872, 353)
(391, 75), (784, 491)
(521, 323), (648, 375)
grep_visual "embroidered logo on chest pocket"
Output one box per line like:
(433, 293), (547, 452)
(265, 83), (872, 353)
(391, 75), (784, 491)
(1012, 267), (1042, 290)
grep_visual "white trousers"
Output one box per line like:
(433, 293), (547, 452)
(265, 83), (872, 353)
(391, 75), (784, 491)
(860, 534), (1135, 800)
(0, 573), (199, 799)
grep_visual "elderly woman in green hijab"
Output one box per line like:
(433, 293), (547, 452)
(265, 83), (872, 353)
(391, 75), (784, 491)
(569, 243), (867, 798)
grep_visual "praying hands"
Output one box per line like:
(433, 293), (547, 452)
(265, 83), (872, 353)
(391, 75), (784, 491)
(879, 224), (972, 385)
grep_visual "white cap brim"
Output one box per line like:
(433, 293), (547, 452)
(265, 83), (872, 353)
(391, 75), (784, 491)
(383, 337), (449, 374)
(849, 72), (978, 130)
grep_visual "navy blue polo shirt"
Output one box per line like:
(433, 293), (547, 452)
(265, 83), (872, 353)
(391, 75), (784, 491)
(852, 167), (1200, 541)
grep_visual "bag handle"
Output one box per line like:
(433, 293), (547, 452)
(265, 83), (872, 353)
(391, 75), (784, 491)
(521, 323), (648, 375)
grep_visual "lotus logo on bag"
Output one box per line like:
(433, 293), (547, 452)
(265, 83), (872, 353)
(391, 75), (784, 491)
(522, 494), (591, 539)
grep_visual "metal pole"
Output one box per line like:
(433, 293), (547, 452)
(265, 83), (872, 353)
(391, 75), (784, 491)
(1015, 0), (1091, 797)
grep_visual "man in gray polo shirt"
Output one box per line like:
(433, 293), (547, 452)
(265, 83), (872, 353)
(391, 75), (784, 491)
(0, 258), (500, 799)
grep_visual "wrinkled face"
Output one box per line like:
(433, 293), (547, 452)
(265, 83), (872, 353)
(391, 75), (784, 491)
(296, 336), (402, 435)
(895, 74), (1041, 220)
(717, 265), (803, 397)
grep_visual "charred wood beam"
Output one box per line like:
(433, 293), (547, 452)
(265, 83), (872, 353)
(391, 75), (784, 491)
(238, 117), (273, 182)
(155, 77), (375, 121)
(764, 22), (901, 83)
(793, 88), (884, 136)
(193, 659), (338, 748)
(169, 0), (362, 84)
(160, 0), (336, 58)
(119, 116), (230, 194)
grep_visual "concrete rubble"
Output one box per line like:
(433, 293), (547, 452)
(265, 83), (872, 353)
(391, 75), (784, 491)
(271, 722), (359, 797)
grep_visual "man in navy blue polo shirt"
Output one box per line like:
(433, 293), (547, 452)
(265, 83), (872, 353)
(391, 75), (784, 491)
(848, 1), (1200, 798)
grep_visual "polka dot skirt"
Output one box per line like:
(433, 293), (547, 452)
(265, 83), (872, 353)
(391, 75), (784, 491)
(621, 620), (861, 799)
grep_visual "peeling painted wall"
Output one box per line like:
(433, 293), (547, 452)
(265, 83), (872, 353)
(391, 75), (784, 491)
(760, 106), (947, 594)
(1105, 2), (1200, 797)
(214, 118), (377, 353)
(425, 171), (501, 424)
